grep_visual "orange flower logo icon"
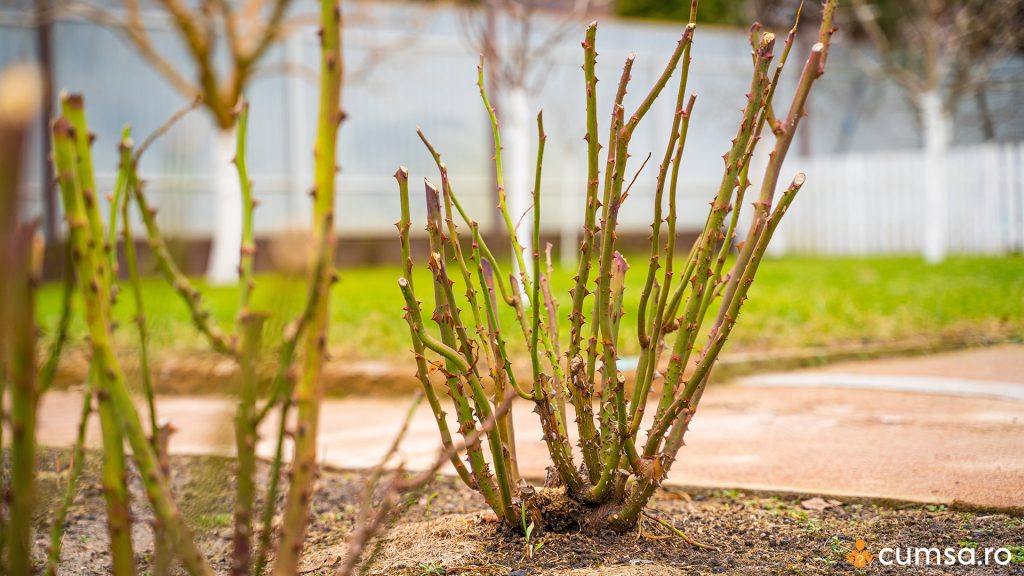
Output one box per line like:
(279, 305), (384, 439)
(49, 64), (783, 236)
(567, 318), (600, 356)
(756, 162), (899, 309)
(847, 538), (876, 568)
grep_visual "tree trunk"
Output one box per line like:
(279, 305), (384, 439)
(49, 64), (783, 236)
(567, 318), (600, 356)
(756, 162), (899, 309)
(206, 126), (242, 284)
(505, 85), (533, 284)
(921, 89), (951, 264)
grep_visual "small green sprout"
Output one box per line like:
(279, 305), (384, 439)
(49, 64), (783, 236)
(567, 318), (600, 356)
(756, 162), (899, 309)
(521, 505), (544, 560)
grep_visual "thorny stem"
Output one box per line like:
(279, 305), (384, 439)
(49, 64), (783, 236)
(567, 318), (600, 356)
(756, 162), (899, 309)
(54, 112), (214, 576)
(614, 174), (806, 529)
(476, 58), (566, 396)
(417, 133), (542, 390)
(6, 209), (38, 576)
(618, 2), (835, 528)
(650, 33), (777, 445)
(92, 363), (136, 576)
(119, 133), (175, 575)
(710, 8), (834, 382)
(475, 59), (582, 493)
(710, 11), (805, 342)
(1, 105), (51, 485)
(436, 165), (491, 369)
(419, 182), (504, 509)
(235, 100), (258, 316)
(394, 166), (475, 486)
(629, 92), (697, 441)
(644, 180), (805, 508)
(255, 218), (337, 576)
(232, 312), (266, 576)
(568, 22), (605, 482)
(529, 112), (549, 406)
(541, 244), (559, 360)
(398, 275), (511, 517)
(61, 95), (114, 303)
(416, 128), (536, 367)
(396, 1), (838, 532)
(2, 141), (37, 573)
(107, 127), (131, 276)
(475, 253), (524, 483)
(586, 56), (632, 394)
(416, 130), (535, 487)
(416, 128), (516, 313)
(271, 0), (343, 566)
(424, 179), (516, 520)
(474, 242), (534, 402)
(229, 99), (267, 576)
(631, 11), (699, 437)
(433, 164), (524, 482)
(61, 96), (138, 576)
(590, 26), (693, 501)
(119, 134), (160, 440)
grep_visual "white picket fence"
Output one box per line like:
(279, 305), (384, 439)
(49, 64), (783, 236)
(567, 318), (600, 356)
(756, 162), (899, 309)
(773, 142), (1024, 256)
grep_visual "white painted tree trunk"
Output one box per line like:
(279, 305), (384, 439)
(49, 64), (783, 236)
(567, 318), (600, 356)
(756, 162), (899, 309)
(505, 86), (533, 293)
(921, 90), (951, 264)
(206, 126), (243, 284)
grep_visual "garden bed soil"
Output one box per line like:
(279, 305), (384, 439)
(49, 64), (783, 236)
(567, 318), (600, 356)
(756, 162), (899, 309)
(31, 449), (1024, 575)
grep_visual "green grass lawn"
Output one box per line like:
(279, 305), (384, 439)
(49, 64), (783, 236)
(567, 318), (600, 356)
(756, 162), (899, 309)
(35, 255), (1024, 361)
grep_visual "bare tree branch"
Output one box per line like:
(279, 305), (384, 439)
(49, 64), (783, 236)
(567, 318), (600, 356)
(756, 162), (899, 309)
(849, 0), (925, 96)
(60, 0), (298, 127)
(849, 0), (1023, 114)
(460, 0), (600, 91)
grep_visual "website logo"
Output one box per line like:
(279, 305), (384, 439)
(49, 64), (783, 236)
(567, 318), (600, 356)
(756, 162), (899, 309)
(846, 538), (1014, 569)
(846, 539), (876, 568)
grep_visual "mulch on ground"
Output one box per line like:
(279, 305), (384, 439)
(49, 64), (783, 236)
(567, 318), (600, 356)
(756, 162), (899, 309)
(31, 449), (1024, 575)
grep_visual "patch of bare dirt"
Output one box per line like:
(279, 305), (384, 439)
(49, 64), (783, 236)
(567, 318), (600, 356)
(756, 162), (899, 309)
(29, 449), (1024, 575)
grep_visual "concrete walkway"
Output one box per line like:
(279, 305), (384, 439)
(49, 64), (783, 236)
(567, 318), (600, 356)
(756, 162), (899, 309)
(37, 345), (1024, 510)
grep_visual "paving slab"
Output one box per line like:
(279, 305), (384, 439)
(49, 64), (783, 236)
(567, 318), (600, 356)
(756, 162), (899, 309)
(36, 345), (1024, 510)
(780, 343), (1024, 384)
